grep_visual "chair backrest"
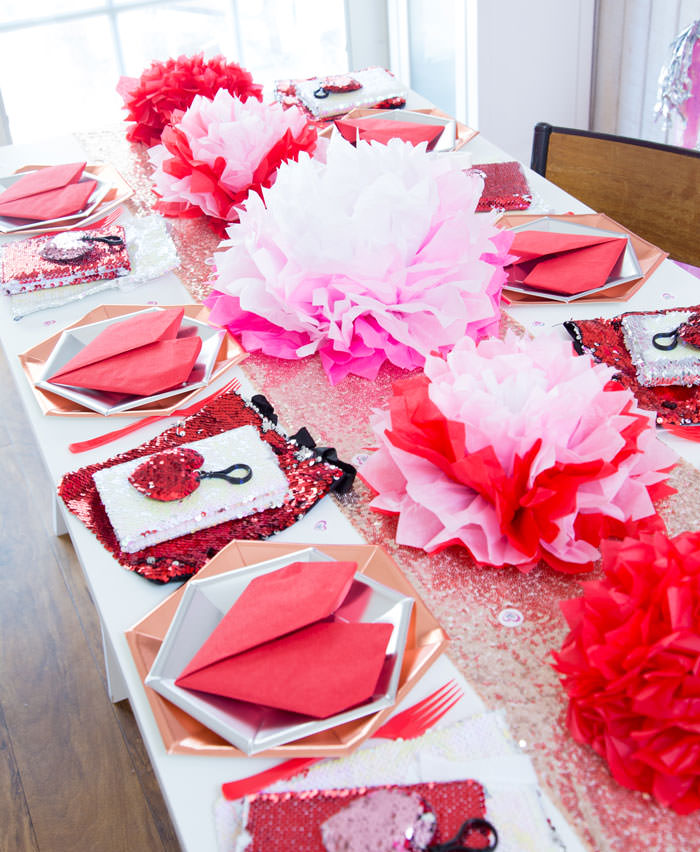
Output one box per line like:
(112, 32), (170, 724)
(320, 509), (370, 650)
(531, 122), (700, 267)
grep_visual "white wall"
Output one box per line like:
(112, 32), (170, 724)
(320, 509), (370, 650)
(466, 0), (595, 163)
(388, 0), (596, 164)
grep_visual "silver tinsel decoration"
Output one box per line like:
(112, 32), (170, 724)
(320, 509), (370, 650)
(655, 19), (700, 132)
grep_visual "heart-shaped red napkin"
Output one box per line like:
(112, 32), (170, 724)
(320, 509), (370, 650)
(177, 620), (393, 718)
(176, 561), (394, 718)
(508, 230), (628, 296)
(49, 307), (202, 397)
(0, 162), (96, 220)
(335, 117), (444, 150)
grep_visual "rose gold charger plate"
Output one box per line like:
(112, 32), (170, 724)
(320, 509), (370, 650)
(498, 212), (668, 304)
(126, 540), (448, 757)
(19, 303), (247, 417)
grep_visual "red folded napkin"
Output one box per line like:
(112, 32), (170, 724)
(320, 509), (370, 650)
(49, 307), (202, 397)
(176, 561), (394, 718)
(0, 163), (85, 203)
(508, 230), (628, 295)
(335, 117), (444, 150)
(0, 162), (96, 221)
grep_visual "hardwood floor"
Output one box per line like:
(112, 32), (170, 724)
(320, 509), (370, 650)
(0, 349), (179, 852)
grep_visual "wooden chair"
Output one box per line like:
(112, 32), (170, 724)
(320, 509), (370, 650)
(531, 122), (700, 267)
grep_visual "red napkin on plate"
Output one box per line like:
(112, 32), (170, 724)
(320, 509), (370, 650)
(49, 307), (202, 397)
(0, 162), (96, 220)
(508, 230), (628, 295)
(335, 117), (444, 150)
(176, 561), (394, 718)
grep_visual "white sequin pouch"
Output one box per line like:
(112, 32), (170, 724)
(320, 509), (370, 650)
(93, 425), (290, 553)
(622, 308), (700, 387)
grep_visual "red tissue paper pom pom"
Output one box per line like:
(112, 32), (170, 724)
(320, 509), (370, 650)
(116, 54), (263, 147)
(554, 530), (700, 813)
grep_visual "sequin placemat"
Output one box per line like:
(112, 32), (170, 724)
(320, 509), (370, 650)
(239, 780), (485, 852)
(77, 128), (700, 851)
(58, 389), (349, 582)
(76, 127), (220, 303)
(215, 713), (567, 852)
(9, 214), (179, 319)
(239, 340), (700, 852)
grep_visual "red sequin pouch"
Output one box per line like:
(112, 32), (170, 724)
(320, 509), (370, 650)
(58, 390), (355, 582)
(240, 779), (487, 852)
(472, 162), (532, 213)
(1, 225), (130, 295)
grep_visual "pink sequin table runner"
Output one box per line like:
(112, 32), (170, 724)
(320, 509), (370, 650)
(78, 128), (700, 852)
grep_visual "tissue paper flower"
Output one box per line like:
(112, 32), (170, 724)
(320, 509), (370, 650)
(205, 136), (512, 384)
(360, 333), (676, 573)
(117, 54), (262, 146)
(148, 90), (319, 228)
(554, 531), (700, 813)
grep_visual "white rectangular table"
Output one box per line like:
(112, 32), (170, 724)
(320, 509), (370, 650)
(1, 131), (698, 851)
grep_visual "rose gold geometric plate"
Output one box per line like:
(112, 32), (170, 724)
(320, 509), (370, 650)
(498, 212), (668, 304)
(125, 540), (448, 758)
(19, 303), (246, 417)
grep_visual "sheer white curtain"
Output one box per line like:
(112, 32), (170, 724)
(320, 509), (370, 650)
(0, 92), (10, 146)
(592, 0), (700, 143)
(0, 1), (357, 145)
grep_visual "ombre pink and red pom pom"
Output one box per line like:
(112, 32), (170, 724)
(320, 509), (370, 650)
(361, 334), (676, 573)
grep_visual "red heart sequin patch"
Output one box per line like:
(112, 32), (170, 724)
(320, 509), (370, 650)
(129, 448), (204, 501)
(680, 313), (700, 348)
(321, 790), (436, 851)
(319, 74), (362, 93)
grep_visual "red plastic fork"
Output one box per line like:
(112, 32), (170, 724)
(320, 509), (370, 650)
(221, 680), (463, 801)
(369, 679), (462, 741)
(68, 377), (241, 453)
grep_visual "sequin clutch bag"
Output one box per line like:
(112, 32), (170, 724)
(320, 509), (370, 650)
(472, 161), (532, 212)
(276, 67), (408, 121)
(237, 780), (486, 852)
(621, 308), (700, 387)
(92, 424), (290, 553)
(1, 225), (130, 295)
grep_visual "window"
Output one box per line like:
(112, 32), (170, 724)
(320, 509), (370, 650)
(0, 0), (349, 143)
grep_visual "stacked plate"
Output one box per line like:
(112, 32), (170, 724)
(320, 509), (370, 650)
(0, 163), (133, 236)
(499, 212), (667, 305)
(127, 541), (449, 758)
(35, 306), (224, 416)
(504, 216), (642, 302)
(20, 304), (246, 418)
(146, 548), (415, 754)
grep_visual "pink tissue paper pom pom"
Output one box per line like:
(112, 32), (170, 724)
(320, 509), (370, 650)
(148, 90), (320, 229)
(360, 333), (677, 573)
(205, 135), (513, 384)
